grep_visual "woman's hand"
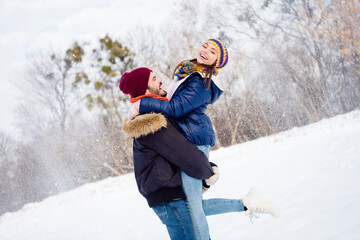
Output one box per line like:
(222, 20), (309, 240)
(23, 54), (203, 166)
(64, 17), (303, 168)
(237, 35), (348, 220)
(205, 163), (219, 186)
(202, 163), (219, 194)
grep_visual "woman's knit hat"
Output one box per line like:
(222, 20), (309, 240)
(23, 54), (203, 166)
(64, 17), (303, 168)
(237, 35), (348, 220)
(205, 39), (228, 69)
(119, 67), (152, 98)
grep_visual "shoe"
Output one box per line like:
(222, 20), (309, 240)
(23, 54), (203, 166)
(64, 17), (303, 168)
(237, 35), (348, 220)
(242, 187), (280, 220)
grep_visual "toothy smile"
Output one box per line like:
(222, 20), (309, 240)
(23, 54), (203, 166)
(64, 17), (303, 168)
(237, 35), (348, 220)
(200, 53), (207, 60)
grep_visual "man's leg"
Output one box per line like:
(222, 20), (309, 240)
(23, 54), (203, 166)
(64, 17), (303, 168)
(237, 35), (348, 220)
(152, 200), (195, 240)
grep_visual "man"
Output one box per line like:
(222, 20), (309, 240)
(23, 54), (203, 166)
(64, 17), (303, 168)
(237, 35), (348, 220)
(120, 67), (216, 240)
(120, 67), (280, 240)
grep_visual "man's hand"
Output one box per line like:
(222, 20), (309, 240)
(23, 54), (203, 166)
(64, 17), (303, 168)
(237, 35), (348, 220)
(128, 100), (140, 119)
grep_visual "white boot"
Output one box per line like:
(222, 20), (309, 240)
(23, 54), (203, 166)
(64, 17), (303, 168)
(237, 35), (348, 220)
(242, 187), (280, 219)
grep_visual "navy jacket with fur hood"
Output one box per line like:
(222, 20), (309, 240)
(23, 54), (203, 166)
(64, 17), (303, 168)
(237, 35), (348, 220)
(139, 72), (223, 146)
(122, 113), (213, 208)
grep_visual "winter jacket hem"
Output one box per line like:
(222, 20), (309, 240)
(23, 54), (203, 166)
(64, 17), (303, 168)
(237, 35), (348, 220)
(146, 186), (186, 208)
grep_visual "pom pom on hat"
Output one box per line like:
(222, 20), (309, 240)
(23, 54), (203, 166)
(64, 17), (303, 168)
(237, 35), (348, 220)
(119, 67), (152, 98)
(205, 39), (228, 69)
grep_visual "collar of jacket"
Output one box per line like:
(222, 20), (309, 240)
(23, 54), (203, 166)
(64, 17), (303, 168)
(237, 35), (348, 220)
(122, 113), (167, 138)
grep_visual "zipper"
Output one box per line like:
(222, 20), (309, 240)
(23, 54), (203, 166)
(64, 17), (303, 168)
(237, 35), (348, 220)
(184, 119), (193, 135)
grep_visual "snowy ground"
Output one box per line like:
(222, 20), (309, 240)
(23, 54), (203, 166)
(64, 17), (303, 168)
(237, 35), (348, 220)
(0, 111), (360, 240)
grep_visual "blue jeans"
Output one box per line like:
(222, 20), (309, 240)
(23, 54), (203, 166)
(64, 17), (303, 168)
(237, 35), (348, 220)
(152, 198), (244, 240)
(153, 145), (245, 240)
(181, 145), (210, 240)
(181, 145), (245, 240)
(152, 199), (195, 240)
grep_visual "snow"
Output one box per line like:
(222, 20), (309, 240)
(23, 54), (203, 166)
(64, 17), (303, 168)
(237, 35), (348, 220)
(1, 110), (360, 240)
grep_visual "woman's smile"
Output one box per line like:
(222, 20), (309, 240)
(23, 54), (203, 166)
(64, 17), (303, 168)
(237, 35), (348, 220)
(200, 52), (208, 60)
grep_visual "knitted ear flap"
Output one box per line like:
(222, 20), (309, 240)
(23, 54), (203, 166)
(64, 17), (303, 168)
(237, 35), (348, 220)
(212, 68), (219, 76)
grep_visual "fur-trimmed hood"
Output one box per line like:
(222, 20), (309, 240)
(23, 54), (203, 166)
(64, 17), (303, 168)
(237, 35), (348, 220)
(122, 113), (167, 138)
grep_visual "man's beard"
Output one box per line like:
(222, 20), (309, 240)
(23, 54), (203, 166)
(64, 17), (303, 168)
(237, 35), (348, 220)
(159, 90), (167, 97)
(148, 86), (167, 97)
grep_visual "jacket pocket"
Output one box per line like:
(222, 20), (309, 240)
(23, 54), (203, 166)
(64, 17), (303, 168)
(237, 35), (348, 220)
(184, 119), (193, 135)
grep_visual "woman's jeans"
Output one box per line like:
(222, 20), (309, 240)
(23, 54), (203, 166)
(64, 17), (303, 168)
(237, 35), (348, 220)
(181, 145), (245, 240)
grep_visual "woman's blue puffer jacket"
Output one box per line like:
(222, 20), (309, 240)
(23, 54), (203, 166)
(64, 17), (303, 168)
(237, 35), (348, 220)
(139, 72), (223, 146)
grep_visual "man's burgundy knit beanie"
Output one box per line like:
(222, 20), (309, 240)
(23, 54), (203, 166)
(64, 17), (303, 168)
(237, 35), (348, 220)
(119, 67), (152, 98)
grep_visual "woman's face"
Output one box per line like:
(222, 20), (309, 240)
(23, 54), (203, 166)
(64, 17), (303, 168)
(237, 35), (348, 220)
(196, 42), (218, 66)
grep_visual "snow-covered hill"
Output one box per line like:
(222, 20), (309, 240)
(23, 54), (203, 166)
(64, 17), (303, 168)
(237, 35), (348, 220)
(1, 111), (360, 240)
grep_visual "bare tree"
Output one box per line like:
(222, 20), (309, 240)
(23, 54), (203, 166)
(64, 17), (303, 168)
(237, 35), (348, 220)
(206, 0), (359, 136)
(17, 47), (81, 136)
(0, 132), (11, 163)
(126, 0), (219, 82)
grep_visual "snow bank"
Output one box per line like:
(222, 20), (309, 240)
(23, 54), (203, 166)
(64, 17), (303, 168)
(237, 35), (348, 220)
(1, 111), (360, 240)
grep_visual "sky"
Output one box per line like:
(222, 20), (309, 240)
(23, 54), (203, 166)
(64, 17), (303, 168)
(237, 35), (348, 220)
(0, 0), (174, 137)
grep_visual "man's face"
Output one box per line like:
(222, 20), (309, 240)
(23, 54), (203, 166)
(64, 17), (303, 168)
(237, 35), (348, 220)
(146, 72), (167, 97)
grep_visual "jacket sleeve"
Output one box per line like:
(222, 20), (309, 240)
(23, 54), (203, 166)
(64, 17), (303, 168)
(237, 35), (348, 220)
(139, 76), (210, 119)
(137, 119), (213, 179)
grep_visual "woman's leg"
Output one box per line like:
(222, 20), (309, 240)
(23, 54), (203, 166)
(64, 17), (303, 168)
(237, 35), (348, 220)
(202, 198), (245, 216)
(181, 144), (211, 240)
(196, 145), (246, 216)
(181, 171), (209, 240)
